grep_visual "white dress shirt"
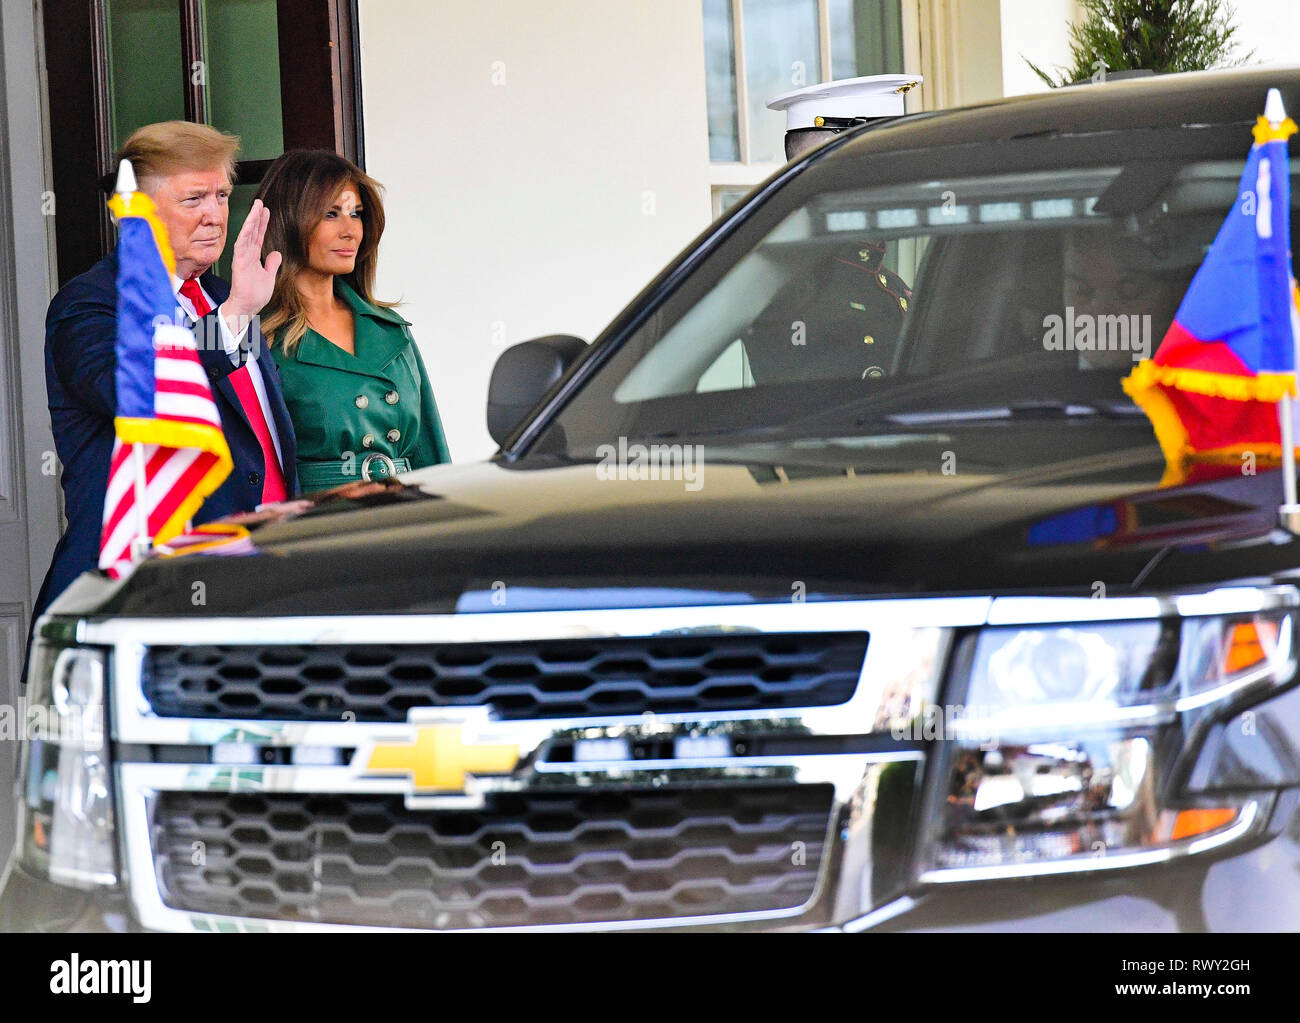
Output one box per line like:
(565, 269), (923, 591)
(173, 275), (285, 468)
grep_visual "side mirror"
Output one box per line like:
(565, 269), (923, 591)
(487, 334), (588, 447)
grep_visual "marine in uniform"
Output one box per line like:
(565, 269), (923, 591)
(744, 75), (920, 384)
(741, 237), (914, 384)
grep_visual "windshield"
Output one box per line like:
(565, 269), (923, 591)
(533, 125), (1300, 482)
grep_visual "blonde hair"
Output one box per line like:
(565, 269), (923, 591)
(255, 149), (392, 354)
(118, 121), (240, 193)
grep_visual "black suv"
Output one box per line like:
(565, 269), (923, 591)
(8, 67), (1300, 932)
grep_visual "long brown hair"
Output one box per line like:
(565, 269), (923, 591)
(255, 149), (392, 354)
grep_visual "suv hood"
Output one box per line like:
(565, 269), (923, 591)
(61, 427), (1300, 618)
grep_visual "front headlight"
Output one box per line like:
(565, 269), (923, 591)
(17, 639), (117, 888)
(918, 610), (1292, 881)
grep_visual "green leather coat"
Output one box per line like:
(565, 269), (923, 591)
(270, 279), (451, 491)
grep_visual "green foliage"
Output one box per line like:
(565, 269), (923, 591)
(1026, 0), (1251, 89)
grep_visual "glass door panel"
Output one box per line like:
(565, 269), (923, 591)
(106, 0), (186, 150)
(742, 0), (822, 164)
(203, 0), (285, 160)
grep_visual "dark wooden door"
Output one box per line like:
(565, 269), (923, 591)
(42, 0), (364, 286)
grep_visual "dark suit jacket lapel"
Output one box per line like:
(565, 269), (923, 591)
(254, 331), (297, 490)
(196, 271), (298, 492)
(191, 273), (252, 439)
(199, 271), (230, 305)
(195, 338), (252, 440)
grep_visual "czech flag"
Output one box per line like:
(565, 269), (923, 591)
(98, 162), (232, 578)
(1124, 89), (1300, 487)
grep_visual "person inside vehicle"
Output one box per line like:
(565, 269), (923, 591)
(1059, 225), (1190, 370)
(741, 75), (923, 386)
(740, 238), (912, 385)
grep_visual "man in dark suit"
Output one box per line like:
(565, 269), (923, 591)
(35, 121), (297, 615)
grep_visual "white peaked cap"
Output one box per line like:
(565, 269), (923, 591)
(115, 159), (138, 195)
(766, 74), (923, 131)
(1265, 87), (1288, 125)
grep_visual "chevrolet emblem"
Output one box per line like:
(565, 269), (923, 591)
(359, 718), (519, 795)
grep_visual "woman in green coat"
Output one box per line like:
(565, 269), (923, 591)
(255, 150), (450, 491)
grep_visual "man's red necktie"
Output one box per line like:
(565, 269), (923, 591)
(179, 277), (288, 504)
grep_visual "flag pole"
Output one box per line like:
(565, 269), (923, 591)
(130, 442), (151, 561)
(1264, 88), (1300, 534)
(114, 158), (153, 563)
(1282, 393), (1300, 532)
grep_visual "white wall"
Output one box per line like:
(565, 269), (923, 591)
(1228, 0), (1300, 66)
(358, 0), (713, 461)
(906, 0), (1005, 110)
(1000, 0), (1080, 96)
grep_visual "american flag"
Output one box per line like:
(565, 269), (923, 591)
(98, 166), (232, 579)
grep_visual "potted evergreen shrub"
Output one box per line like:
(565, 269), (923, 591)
(1027, 0), (1251, 88)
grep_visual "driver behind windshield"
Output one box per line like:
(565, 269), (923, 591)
(1059, 225), (1191, 370)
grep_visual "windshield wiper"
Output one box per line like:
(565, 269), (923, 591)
(627, 399), (1146, 450)
(642, 426), (786, 441)
(883, 400), (1143, 425)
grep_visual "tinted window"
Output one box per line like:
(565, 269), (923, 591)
(536, 131), (1290, 479)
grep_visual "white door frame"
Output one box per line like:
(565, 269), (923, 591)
(0, 0), (59, 865)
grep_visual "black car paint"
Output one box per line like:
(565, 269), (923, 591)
(65, 444), (1293, 618)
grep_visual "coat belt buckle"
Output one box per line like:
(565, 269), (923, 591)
(360, 453), (398, 482)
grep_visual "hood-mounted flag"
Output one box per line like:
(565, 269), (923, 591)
(1124, 88), (1300, 523)
(98, 159), (232, 579)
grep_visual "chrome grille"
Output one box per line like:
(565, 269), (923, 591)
(85, 600), (984, 930)
(141, 632), (869, 721)
(151, 785), (834, 928)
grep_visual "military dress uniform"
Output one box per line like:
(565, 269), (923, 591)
(743, 239), (912, 384)
(743, 75), (921, 384)
(271, 279), (451, 492)
(839, 239), (911, 379)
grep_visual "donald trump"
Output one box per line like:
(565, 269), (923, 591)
(36, 121), (298, 615)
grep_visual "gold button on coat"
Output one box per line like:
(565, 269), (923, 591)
(386, 428), (401, 443)
(355, 394), (369, 409)
(385, 390), (399, 405)
(362, 433), (375, 448)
